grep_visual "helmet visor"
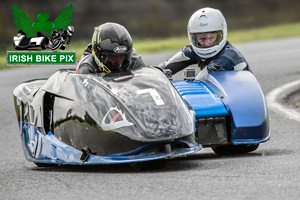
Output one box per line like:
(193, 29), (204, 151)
(105, 53), (126, 67)
(190, 31), (223, 48)
(101, 51), (131, 72)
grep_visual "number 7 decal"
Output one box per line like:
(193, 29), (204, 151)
(136, 88), (165, 106)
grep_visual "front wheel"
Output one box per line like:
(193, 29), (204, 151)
(211, 144), (259, 155)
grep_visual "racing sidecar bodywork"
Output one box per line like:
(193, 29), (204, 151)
(172, 70), (270, 155)
(13, 67), (201, 165)
(13, 33), (48, 50)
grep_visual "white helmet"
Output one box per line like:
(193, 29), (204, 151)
(187, 7), (227, 59)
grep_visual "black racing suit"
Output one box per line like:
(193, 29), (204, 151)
(76, 43), (146, 74)
(158, 40), (252, 75)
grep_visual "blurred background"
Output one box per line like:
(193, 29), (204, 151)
(2, 0), (300, 50)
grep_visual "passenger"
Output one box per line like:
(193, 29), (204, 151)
(76, 22), (145, 74)
(158, 7), (252, 76)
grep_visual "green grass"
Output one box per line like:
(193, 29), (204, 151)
(133, 21), (300, 54)
(227, 22), (300, 43)
(2, 21), (300, 70)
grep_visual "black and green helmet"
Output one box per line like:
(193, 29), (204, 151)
(92, 23), (133, 72)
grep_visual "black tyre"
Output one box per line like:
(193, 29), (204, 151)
(129, 160), (167, 171)
(211, 144), (259, 155)
(142, 160), (167, 170)
(34, 162), (58, 167)
(40, 38), (49, 50)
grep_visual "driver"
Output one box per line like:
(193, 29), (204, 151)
(158, 7), (252, 75)
(76, 22), (145, 74)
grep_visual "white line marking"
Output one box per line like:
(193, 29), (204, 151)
(266, 80), (300, 122)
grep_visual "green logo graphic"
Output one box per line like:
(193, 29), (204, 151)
(12, 3), (74, 51)
(13, 3), (73, 37)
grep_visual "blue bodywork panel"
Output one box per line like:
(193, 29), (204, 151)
(173, 71), (270, 145)
(172, 81), (229, 118)
(20, 122), (201, 165)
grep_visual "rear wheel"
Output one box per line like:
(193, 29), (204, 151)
(211, 144), (259, 155)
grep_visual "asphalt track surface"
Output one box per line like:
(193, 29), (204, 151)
(1, 37), (300, 200)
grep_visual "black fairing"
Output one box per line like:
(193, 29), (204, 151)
(13, 67), (195, 155)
